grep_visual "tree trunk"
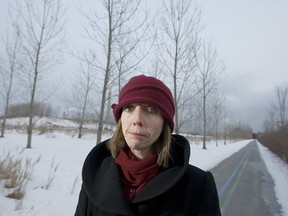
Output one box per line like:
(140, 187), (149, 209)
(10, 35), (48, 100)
(96, 0), (112, 145)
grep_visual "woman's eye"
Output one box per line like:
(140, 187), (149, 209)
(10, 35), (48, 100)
(146, 106), (158, 114)
(123, 105), (134, 112)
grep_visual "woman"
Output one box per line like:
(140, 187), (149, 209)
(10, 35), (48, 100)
(74, 75), (221, 216)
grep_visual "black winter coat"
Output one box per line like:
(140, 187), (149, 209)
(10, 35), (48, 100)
(74, 134), (221, 216)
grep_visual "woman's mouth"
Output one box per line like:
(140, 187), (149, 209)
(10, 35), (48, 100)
(129, 132), (146, 138)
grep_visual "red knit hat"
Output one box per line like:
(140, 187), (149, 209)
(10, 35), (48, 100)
(111, 75), (175, 132)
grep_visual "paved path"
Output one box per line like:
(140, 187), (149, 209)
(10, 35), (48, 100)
(210, 140), (282, 216)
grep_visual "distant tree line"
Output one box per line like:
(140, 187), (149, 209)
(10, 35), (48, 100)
(3, 103), (54, 118)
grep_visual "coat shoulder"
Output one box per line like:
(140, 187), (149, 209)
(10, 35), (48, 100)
(186, 164), (216, 185)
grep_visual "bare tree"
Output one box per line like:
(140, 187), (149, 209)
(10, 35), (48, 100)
(67, 60), (97, 139)
(0, 17), (21, 138)
(195, 43), (225, 149)
(222, 112), (230, 145)
(211, 93), (226, 146)
(263, 106), (277, 132)
(111, 17), (153, 93)
(81, 0), (149, 144)
(265, 84), (288, 131)
(275, 85), (288, 129)
(13, 0), (66, 148)
(156, 0), (201, 134)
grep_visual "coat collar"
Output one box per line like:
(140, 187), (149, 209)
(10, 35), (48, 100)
(82, 140), (131, 214)
(81, 134), (190, 214)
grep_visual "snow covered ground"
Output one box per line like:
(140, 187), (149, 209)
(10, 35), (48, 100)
(0, 127), (287, 215)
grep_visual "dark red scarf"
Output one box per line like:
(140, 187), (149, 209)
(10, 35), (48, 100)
(115, 149), (160, 202)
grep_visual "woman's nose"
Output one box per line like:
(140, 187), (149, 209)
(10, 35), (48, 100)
(132, 106), (144, 126)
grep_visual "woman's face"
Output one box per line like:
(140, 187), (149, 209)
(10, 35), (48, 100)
(121, 103), (164, 159)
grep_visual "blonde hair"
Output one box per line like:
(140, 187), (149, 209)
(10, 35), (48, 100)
(108, 120), (172, 168)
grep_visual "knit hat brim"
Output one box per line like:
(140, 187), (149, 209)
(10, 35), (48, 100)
(112, 75), (175, 132)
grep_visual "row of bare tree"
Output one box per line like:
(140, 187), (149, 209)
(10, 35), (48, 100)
(65, 0), (229, 149)
(0, 0), (247, 149)
(263, 85), (288, 132)
(258, 84), (288, 163)
(0, 0), (65, 148)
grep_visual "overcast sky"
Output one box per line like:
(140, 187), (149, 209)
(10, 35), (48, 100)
(1, 0), (288, 132)
(198, 0), (288, 132)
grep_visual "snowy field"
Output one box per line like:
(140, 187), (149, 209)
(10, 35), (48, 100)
(0, 125), (287, 215)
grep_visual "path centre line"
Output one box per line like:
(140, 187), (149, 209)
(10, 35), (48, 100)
(218, 145), (252, 198)
(220, 150), (252, 214)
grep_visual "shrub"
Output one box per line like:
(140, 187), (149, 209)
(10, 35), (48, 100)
(43, 157), (59, 190)
(258, 127), (288, 164)
(0, 149), (40, 203)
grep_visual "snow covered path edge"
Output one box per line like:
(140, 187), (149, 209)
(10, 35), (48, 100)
(257, 141), (288, 216)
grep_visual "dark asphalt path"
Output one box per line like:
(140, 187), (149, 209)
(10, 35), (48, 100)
(210, 140), (282, 216)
